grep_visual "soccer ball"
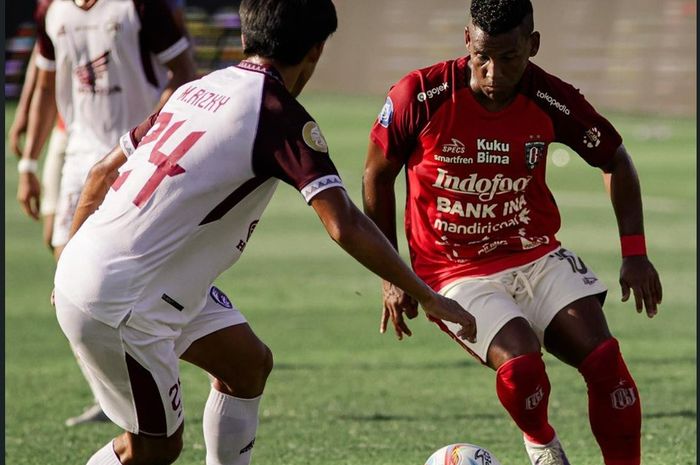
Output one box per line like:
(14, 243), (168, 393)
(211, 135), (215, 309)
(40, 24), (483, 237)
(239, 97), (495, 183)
(424, 443), (502, 465)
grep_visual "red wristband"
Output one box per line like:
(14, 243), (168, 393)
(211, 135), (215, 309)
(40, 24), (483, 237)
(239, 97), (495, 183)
(620, 235), (646, 257)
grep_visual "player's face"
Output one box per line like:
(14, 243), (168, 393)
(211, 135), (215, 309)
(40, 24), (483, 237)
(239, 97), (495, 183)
(466, 22), (539, 104)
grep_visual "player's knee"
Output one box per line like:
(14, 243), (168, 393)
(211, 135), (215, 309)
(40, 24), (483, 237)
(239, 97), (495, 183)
(246, 342), (273, 389)
(216, 343), (273, 397)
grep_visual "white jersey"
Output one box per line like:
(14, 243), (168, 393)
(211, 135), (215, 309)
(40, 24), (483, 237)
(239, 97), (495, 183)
(55, 62), (345, 336)
(35, 0), (188, 164)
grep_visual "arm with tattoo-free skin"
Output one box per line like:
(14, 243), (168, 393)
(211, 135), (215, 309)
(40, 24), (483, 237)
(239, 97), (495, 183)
(17, 67), (57, 220)
(311, 187), (476, 342)
(601, 144), (662, 317)
(362, 139), (423, 340)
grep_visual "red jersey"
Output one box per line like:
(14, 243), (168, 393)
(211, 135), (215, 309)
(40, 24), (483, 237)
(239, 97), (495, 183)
(370, 57), (622, 290)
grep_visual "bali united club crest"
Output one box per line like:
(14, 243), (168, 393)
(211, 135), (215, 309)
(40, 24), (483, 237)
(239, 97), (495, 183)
(525, 141), (545, 170)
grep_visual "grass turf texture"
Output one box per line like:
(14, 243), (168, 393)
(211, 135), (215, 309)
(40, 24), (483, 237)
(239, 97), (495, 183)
(4, 96), (696, 465)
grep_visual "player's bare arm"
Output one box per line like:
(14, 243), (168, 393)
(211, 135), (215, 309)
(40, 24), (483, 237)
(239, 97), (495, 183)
(17, 67), (57, 220)
(311, 183), (476, 342)
(362, 139), (420, 339)
(68, 147), (127, 239)
(9, 46), (39, 158)
(601, 144), (662, 317)
(155, 51), (196, 112)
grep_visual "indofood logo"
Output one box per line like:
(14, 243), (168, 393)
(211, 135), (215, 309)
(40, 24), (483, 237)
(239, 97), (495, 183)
(432, 168), (532, 201)
(536, 90), (570, 115)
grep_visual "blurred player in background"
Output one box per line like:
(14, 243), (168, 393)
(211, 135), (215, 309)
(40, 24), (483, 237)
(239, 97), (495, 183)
(52, 0), (476, 463)
(15, 0), (195, 426)
(9, 46), (67, 252)
(10, 0), (189, 252)
(363, 0), (662, 464)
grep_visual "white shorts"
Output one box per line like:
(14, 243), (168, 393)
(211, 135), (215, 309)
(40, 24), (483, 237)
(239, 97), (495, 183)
(40, 126), (66, 216)
(434, 247), (608, 363)
(51, 152), (102, 247)
(55, 286), (247, 437)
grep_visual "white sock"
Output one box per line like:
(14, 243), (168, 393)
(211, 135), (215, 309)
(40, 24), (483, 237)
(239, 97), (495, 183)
(86, 441), (122, 465)
(203, 388), (261, 465)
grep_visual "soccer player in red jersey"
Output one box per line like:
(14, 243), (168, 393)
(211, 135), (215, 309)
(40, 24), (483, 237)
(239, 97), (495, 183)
(52, 1), (476, 464)
(364, 1), (662, 464)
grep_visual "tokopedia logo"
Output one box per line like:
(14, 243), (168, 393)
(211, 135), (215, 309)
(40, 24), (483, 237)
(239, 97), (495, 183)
(536, 90), (570, 115)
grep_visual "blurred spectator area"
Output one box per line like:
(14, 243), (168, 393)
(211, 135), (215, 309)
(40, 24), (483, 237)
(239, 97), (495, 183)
(5, 0), (697, 116)
(309, 0), (696, 116)
(4, 2), (244, 98)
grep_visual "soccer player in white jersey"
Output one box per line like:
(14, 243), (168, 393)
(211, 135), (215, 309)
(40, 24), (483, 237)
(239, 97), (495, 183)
(17, 0), (195, 259)
(15, 0), (196, 427)
(53, 0), (477, 464)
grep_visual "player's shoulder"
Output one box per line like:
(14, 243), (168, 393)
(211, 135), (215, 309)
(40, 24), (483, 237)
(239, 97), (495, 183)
(392, 56), (468, 95)
(522, 61), (585, 108)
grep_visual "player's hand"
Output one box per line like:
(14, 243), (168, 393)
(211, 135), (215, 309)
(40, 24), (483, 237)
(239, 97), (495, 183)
(9, 113), (28, 158)
(619, 255), (662, 318)
(17, 172), (42, 220)
(380, 281), (419, 340)
(418, 292), (477, 343)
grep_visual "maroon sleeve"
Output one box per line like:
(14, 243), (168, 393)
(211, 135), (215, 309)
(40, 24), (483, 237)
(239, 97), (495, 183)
(131, 112), (162, 145)
(251, 79), (340, 191)
(34, 0), (55, 62)
(132, 0), (185, 55)
(369, 71), (429, 163)
(529, 66), (622, 167)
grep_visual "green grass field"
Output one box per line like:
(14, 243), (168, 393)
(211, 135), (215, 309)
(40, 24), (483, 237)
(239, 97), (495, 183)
(5, 96), (696, 465)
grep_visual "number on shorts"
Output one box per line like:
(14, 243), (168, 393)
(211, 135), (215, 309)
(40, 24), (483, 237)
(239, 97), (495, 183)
(553, 248), (588, 274)
(169, 378), (182, 412)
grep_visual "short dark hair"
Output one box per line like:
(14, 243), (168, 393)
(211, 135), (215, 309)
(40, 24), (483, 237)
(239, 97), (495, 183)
(470, 0), (533, 35)
(240, 0), (338, 65)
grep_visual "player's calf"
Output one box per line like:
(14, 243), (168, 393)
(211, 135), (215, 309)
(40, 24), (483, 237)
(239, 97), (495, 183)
(115, 427), (184, 465)
(578, 338), (641, 465)
(496, 352), (556, 446)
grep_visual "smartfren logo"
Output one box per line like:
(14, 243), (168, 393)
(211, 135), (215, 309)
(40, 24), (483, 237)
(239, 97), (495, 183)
(536, 90), (571, 115)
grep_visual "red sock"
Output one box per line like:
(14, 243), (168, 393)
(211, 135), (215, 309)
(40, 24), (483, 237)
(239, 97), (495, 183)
(578, 338), (641, 465)
(496, 352), (555, 445)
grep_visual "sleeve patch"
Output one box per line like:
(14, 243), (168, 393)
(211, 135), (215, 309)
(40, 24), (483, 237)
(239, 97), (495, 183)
(301, 175), (344, 203)
(377, 96), (394, 128)
(302, 121), (329, 153)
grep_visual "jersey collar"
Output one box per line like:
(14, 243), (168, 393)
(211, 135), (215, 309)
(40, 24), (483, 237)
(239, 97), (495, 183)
(237, 60), (284, 84)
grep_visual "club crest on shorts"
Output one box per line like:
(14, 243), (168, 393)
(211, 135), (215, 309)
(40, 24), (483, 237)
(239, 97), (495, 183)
(210, 286), (233, 308)
(302, 121), (328, 153)
(524, 141), (545, 170)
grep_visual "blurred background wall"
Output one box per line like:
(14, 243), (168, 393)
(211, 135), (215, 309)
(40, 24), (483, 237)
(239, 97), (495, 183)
(5, 0), (696, 116)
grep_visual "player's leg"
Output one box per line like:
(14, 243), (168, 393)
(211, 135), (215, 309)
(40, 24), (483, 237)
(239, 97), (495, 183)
(39, 125), (66, 252)
(52, 161), (109, 425)
(54, 290), (188, 464)
(530, 248), (641, 465)
(545, 298), (641, 465)
(178, 286), (272, 465)
(434, 278), (557, 449)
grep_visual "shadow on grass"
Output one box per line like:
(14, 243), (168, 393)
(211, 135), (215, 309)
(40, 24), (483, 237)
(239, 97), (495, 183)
(273, 360), (475, 371)
(645, 410), (696, 419)
(337, 412), (501, 422)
